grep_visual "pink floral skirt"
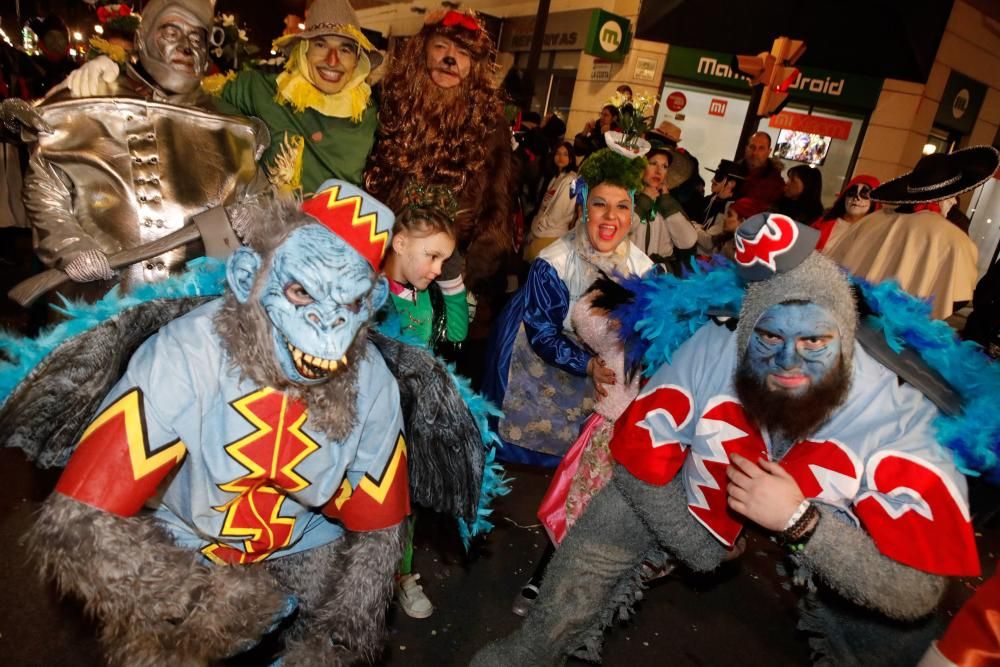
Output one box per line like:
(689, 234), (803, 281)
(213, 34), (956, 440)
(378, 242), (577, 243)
(537, 412), (616, 544)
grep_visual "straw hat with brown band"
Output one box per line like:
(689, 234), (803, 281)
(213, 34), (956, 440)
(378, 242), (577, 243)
(272, 0), (382, 69)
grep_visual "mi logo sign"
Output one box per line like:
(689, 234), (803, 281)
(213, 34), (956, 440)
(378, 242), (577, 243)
(709, 98), (728, 117)
(952, 89), (969, 119)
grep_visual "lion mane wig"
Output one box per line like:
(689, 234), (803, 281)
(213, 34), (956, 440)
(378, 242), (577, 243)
(365, 12), (514, 291)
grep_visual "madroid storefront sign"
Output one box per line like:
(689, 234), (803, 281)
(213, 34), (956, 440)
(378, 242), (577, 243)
(584, 9), (631, 62)
(664, 45), (883, 110)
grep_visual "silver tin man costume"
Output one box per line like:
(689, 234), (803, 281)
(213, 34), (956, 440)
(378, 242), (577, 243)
(19, 0), (268, 300)
(23, 99), (267, 292)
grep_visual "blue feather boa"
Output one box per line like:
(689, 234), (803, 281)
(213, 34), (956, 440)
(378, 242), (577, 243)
(613, 257), (1000, 484)
(0, 257), (228, 403)
(0, 259), (510, 542)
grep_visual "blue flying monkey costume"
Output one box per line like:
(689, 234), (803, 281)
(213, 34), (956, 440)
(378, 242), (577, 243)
(473, 213), (1000, 666)
(0, 181), (506, 665)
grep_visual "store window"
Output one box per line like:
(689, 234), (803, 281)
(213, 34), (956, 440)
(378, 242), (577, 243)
(755, 105), (867, 205)
(653, 81), (751, 187)
(656, 45), (881, 213)
(922, 126), (958, 156)
(513, 51), (578, 119)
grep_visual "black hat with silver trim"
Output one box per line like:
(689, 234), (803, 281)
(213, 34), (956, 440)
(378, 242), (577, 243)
(870, 145), (999, 205)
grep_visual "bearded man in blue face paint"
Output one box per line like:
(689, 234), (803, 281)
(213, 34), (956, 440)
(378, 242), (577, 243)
(474, 213), (980, 666)
(23, 181), (418, 665)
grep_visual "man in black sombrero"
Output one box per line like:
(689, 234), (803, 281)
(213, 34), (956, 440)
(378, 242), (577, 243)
(827, 146), (999, 319)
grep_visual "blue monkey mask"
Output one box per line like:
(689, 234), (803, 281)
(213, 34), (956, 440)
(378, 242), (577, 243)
(226, 180), (394, 385)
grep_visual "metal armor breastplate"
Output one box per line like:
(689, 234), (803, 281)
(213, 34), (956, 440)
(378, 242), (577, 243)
(32, 98), (267, 288)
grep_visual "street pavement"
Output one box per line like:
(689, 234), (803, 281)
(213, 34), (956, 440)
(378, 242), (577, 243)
(0, 452), (996, 666)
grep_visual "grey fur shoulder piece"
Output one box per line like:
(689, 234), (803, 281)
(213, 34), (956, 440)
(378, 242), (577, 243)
(368, 330), (485, 522)
(1, 296), (213, 467)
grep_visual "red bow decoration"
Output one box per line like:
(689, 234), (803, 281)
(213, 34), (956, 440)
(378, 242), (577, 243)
(913, 202), (942, 214)
(440, 10), (481, 32)
(97, 4), (133, 23)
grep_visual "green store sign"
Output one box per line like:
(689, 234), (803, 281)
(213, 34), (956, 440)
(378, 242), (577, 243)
(584, 9), (631, 62)
(664, 45), (883, 110)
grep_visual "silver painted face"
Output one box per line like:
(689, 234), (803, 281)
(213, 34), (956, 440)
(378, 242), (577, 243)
(138, 7), (209, 94)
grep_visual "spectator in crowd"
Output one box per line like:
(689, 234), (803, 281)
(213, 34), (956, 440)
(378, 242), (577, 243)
(614, 85), (636, 124)
(514, 110), (552, 223)
(523, 142), (579, 262)
(812, 175), (879, 252)
(573, 104), (619, 159)
(827, 147), (997, 319)
(646, 121), (704, 220)
(645, 120), (705, 220)
(736, 131), (784, 208)
(631, 147), (698, 274)
(711, 196), (767, 260)
(539, 113), (567, 155)
(26, 16), (76, 97)
(695, 159), (746, 253)
(775, 164), (824, 224)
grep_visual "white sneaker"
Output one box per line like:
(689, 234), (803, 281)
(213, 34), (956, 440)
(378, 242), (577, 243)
(397, 573), (434, 619)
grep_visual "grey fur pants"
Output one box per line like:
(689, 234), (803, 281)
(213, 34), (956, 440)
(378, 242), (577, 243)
(472, 475), (660, 666)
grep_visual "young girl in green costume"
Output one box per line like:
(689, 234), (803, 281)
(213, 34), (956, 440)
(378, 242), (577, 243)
(381, 202), (468, 618)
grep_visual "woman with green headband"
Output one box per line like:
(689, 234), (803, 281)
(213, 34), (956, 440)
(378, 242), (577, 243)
(483, 145), (653, 465)
(483, 145), (654, 614)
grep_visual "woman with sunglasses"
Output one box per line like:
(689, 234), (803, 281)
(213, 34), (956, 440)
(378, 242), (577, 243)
(812, 175), (880, 252)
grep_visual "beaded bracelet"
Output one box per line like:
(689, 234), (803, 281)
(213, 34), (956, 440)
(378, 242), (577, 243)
(781, 502), (820, 545)
(783, 499), (811, 531)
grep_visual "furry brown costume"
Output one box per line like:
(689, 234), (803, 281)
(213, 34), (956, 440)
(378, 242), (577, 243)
(365, 10), (513, 292)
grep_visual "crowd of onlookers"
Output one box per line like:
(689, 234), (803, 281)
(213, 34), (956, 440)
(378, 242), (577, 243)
(508, 90), (988, 324)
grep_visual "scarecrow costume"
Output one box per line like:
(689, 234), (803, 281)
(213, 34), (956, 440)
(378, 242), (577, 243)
(215, 0), (380, 192)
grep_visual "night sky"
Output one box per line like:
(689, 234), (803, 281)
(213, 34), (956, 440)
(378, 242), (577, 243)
(2, 0), (311, 53)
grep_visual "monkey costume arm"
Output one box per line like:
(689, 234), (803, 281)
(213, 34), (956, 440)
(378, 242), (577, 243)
(798, 507), (947, 621)
(281, 522), (407, 666)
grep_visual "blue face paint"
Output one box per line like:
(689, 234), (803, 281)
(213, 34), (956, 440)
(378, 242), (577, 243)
(747, 302), (842, 396)
(260, 224), (377, 385)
